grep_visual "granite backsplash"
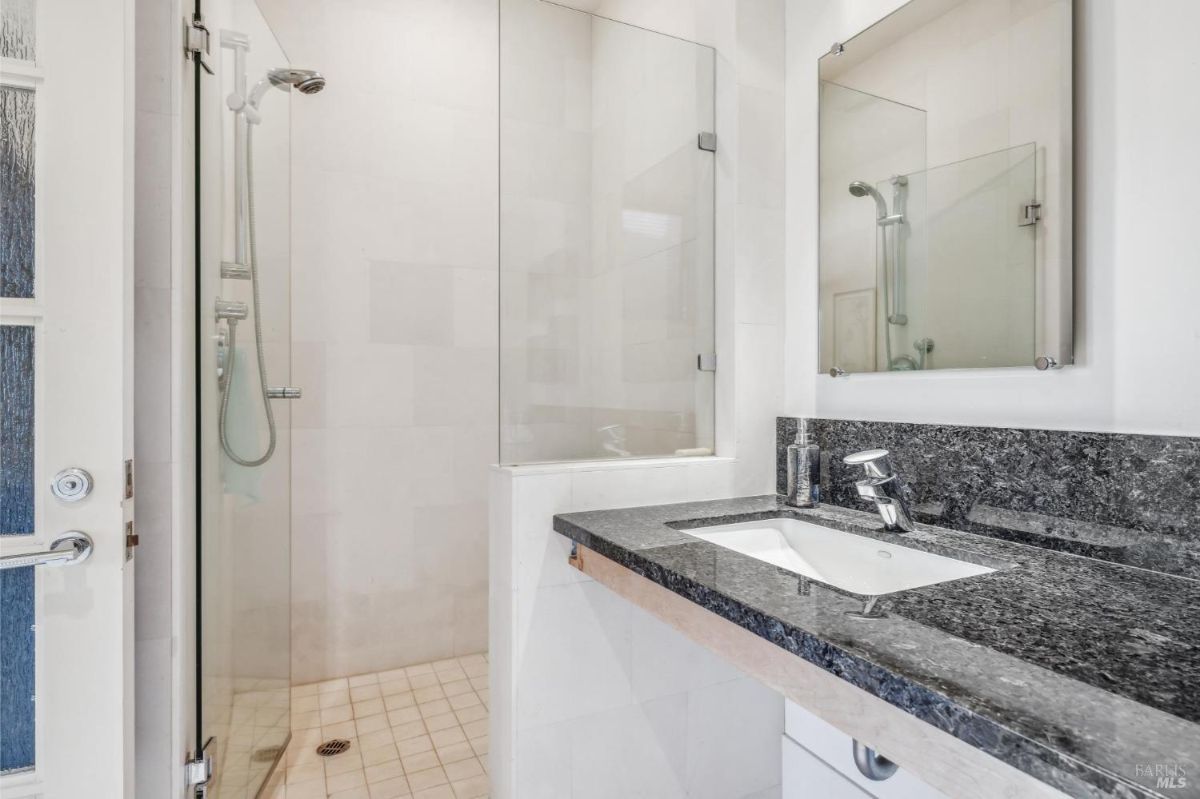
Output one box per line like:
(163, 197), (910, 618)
(776, 418), (1200, 580)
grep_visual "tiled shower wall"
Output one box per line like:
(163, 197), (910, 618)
(258, 0), (499, 682)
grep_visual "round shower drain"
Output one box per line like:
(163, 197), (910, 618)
(316, 739), (352, 757)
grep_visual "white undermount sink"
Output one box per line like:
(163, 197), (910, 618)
(686, 518), (995, 595)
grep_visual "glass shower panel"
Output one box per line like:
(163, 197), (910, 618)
(499, 0), (715, 464)
(197, 0), (292, 794)
(893, 143), (1037, 370)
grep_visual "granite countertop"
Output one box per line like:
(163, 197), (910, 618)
(553, 496), (1200, 799)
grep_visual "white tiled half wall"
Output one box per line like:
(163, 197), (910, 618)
(262, 654), (491, 799)
(490, 458), (784, 799)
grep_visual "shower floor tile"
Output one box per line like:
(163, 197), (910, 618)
(261, 653), (489, 799)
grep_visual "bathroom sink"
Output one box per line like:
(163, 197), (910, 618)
(685, 518), (994, 595)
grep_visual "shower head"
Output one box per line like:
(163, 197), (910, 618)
(267, 67), (326, 95)
(245, 68), (326, 114)
(849, 180), (888, 220)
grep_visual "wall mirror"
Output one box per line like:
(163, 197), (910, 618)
(818, 0), (1073, 375)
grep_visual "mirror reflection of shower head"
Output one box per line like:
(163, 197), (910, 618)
(849, 180), (888, 220)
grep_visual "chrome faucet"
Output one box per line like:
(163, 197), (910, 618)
(843, 449), (915, 532)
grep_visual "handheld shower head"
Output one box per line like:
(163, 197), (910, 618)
(849, 180), (889, 220)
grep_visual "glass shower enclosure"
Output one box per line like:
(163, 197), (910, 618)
(195, 0), (293, 795)
(499, 0), (717, 464)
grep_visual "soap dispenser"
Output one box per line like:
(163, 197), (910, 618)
(786, 419), (821, 508)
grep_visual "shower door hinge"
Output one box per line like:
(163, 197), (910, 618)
(185, 15), (215, 74)
(697, 353), (717, 372)
(186, 738), (215, 797)
(698, 132), (717, 152)
(1019, 201), (1042, 227)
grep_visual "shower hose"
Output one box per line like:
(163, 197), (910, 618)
(219, 123), (277, 467)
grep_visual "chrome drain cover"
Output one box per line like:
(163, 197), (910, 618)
(316, 739), (352, 757)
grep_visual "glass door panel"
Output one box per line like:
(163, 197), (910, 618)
(197, 0), (293, 794)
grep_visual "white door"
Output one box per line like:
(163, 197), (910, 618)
(0, 0), (135, 796)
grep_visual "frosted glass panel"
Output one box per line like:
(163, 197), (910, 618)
(0, 0), (35, 62)
(500, 0), (715, 464)
(0, 324), (35, 774)
(1, 325), (34, 535)
(1, 86), (36, 299)
(0, 567), (35, 773)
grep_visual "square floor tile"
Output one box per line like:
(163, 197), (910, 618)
(401, 750), (440, 774)
(443, 758), (483, 782)
(424, 713), (459, 733)
(397, 735), (434, 757)
(369, 775), (412, 799)
(434, 742), (474, 765)
(407, 765), (448, 792)
(392, 720), (428, 742)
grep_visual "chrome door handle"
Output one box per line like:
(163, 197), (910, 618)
(267, 387), (302, 399)
(0, 532), (94, 570)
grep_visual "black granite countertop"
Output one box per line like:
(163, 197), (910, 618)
(553, 496), (1200, 799)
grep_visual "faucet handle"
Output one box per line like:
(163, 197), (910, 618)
(844, 448), (895, 478)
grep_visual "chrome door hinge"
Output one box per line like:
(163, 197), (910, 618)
(186, 738), (215, 797)
(1019, 201), (1042, 227)
(185, 16), (215, 74)
(697, 353), (717, 372)
(124, 458), (134, 500)
(125, 521), (139, 562)
(697, 131), (717, 152)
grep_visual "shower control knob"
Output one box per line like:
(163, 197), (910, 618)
(51, 468), (93, 502)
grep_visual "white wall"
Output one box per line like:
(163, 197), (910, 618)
(786, 0), (1200, 438)
(258, 0), (498, 682)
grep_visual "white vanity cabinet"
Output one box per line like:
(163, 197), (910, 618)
(782, 701), (950, 799)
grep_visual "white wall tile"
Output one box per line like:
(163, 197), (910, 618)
(368, 263), (456, 346)
(685, 677), (784, 799)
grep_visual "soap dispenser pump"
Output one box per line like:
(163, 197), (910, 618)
(786, 419), (821, 508)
